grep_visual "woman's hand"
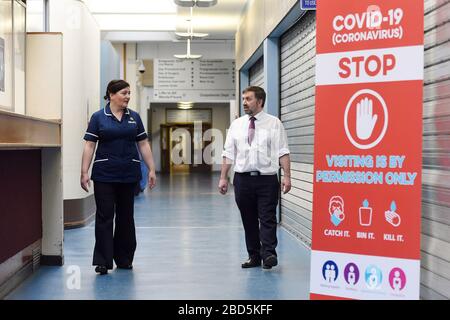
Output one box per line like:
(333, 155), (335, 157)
(80, 172), (91, 192)
(148, 170), (156, 190)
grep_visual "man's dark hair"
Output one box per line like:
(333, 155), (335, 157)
(242, 86), (266, 108)
(104, 79), (130, 101)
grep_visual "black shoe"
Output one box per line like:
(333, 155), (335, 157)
(241, 257), (261, 268)
(263, 255), (278, 269)
(116, 264), (133, 269)
(95, 265), (108, 275)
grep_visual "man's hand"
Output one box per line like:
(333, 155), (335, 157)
(218, 178), (228, 195)
(281, 176), (291, 194)
(80, 172), (90, 192)
(148, 171), (156, 190)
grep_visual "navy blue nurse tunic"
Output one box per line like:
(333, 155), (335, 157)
(83, 103), (148, 183)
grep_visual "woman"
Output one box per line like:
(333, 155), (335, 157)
(81, 79), (156, 275)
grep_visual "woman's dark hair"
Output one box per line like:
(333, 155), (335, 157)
(104, 80), (130, 101)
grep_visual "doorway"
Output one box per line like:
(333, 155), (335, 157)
(160, 123), (212, 174)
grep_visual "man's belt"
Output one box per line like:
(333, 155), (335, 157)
(236, 171), (277, 176)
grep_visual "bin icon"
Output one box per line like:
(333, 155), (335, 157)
(359, 199), (372, 226)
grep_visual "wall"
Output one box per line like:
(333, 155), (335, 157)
(26, 33), (62, 119)
(49, 0), (100, 201)
(100, 40), (120, 108)
(235, 0), (298, 70)
(125, 43), (139, 113)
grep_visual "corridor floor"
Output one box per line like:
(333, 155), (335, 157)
(6, 173), (311, 300)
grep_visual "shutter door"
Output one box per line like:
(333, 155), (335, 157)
(421, 0), (450, 300)
(249, 56), (264, 88)
(279, 11), (316, 247)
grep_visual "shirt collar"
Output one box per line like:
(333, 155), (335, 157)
(104, 103), (112, 116)
(104, 103), (130, 117)
(248, 110), (265, 121)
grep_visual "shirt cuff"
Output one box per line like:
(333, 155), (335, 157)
(84, 132), (98, 142)
(136, 131), (148, 141)
(221, 151), (235, 161)
(278, 148), (290, 157)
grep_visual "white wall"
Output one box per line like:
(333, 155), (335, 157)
(125, 43), (139, 112)
(26, 34), (62, 119)
(49, 0), (100, 200)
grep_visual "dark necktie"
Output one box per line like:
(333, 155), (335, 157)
(248, 116), (256, 145)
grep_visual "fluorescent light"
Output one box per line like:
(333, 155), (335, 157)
(175, 32), (209, 39)
(174, 54), (202, 59)
(177, 102), (194, 109)
(194, 0), (218, 8)
(174, 0), (218, 7)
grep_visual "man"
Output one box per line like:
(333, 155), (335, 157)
(219, 86), (291, 269)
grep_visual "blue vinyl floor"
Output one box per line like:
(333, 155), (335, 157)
(6, 173), (311, 300)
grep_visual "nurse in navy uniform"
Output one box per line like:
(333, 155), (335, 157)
(80, 79), (156, 275)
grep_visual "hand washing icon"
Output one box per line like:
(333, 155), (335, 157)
(385, 201), (401, 227)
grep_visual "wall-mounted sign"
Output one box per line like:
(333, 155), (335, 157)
(166, 108), (212, 124)
(310, 0), (423, 300)
(301, 0), (316, 10)
(154, 59), (235, 102)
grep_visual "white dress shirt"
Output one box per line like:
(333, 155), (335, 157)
(222, 110), (290, 174)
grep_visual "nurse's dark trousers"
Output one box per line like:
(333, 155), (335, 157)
(93, 182), (136, 269)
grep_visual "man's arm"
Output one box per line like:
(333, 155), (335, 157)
(219, 122), (236, 195)
(219, 157), (233, 195)
(280, 154), (291, 194)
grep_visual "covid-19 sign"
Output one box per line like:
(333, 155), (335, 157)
(310, 0), (423, 300)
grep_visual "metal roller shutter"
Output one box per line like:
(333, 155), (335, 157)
(249, 56), (264, 88)
(421, 0), (450, 300)
(279, 11), (316, 247)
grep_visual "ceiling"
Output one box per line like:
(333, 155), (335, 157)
(84, 0), (248, 42)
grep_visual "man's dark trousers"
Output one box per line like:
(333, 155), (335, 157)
(233, 173), (280, 260)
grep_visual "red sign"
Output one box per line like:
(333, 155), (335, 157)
(310, 0), (423, 300)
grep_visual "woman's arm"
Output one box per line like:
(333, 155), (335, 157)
(80, 141), (96, 192)
(138, 139), (156, 189)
